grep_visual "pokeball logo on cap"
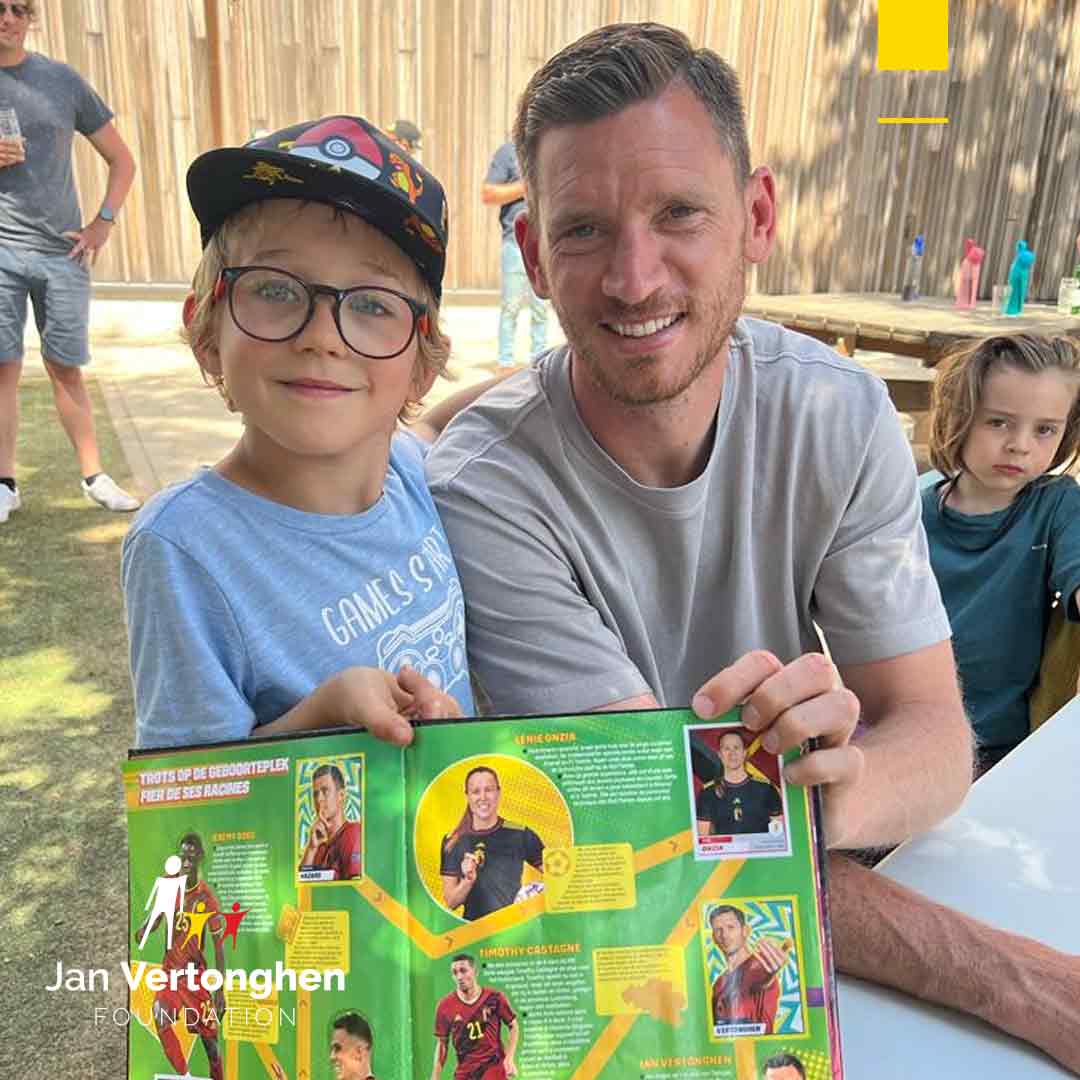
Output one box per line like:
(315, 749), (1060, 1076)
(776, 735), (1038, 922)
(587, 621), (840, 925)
(289, 118), (384, 180)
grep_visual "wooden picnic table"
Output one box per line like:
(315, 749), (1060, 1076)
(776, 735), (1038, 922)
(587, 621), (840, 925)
(742, 291), (1080, 415)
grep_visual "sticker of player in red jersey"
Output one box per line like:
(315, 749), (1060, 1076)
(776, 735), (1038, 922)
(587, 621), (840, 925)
(136, 831), (226, 1080)
(708, 904), (792, 1038)
(298, 761), (363, 882)
(430, 953), (520, 1079)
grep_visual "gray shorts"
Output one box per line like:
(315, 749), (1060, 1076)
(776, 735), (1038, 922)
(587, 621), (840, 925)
(0, 244), (91, 367)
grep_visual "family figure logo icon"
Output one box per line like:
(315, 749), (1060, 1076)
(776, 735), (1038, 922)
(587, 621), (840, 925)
(137, 855), (249, 953)
(138, 855), (186, 950)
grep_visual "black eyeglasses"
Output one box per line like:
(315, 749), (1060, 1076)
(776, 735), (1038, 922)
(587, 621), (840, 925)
(0, 4), (30, 17)
(216, 266), (428, 360)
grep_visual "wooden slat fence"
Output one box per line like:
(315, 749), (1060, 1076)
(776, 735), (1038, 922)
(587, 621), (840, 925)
(22, 0), (1080, 299)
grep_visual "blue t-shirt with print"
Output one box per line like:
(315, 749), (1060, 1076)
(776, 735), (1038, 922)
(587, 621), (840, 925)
(921, 474), (1080, 750)
(122, 431), (474, 748)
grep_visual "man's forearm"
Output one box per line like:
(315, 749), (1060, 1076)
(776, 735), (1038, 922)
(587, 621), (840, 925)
(857, 700), (972, 842)
(837, 701), (972, 849)
(829, 854), (1080, 1073)
(101, 152), (135, 216)
(833, 640), (971, 849)
(481, 180), (525, 206)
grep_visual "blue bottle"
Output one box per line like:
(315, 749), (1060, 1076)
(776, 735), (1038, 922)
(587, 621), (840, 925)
(901, 234), (925, 302)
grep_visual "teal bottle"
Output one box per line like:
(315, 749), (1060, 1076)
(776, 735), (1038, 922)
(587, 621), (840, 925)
(1004, 241), (1036, 316)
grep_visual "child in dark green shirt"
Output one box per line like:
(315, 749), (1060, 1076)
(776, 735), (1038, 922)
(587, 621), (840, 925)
(921, 333), (1080, 772)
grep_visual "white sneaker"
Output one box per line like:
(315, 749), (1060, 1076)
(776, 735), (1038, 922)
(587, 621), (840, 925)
(0, 484), (19, 523)
(81, 473), (141, 512)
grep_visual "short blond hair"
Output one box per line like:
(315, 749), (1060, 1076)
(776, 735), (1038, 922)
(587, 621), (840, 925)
(182, 201), (452, 421)
(929, 333), (1080, 477)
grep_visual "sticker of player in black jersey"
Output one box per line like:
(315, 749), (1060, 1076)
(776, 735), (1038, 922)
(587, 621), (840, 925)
(297, 756), (364, 882)
(431, 953), (519, 1079)
(686, 722), (791, 859)
(439, 764), (544, 921)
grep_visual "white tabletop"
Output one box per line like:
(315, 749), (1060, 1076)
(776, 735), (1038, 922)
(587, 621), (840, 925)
(837, 698), (1080, 1077)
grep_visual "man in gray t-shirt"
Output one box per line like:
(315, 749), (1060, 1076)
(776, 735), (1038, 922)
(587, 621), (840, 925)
(428, 22), (1080, 1069)
(0, 0), (138, 523)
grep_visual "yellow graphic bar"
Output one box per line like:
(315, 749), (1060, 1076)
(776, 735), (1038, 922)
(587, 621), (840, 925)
(353, 875), (447, 958)
(735, 1039), (759, 1080)
(254, 1042), (289, 1078)
(877, 117), (950, 125)
(634, 829), (694, 873)
(573, 859), (745, 1079)
(296, 886), (311, 1080)
(353, 833), (695, 960)
(435, 890), (544, 954)
(878, 0), (948, 70)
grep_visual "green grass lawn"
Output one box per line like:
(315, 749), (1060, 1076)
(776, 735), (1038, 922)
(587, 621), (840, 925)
(0, 372), (136, 1078)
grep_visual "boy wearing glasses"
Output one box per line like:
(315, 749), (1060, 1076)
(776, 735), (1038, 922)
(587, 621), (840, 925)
(123, 116), (476, 750)
(0, 0), (139, 521)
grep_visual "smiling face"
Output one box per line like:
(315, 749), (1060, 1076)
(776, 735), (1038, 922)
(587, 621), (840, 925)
(465, 769), (501, 828)
(718, 732), (748, 777)
(955, 362), (1078, 512)
(0, 1), (31, 63)
(518, 82), (774, 414)
(329, 1026), (371, 1080)
(196, 200), (435, 504)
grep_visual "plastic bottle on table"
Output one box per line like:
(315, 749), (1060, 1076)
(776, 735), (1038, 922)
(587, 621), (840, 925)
(901, 234), (925, 302)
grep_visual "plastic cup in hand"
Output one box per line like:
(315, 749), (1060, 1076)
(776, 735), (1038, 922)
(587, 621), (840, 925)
(0, 108), (21, 141)
(0, 108), (24, 164)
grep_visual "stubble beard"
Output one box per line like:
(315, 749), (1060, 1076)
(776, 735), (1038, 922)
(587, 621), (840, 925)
(557, 257), (747, 409)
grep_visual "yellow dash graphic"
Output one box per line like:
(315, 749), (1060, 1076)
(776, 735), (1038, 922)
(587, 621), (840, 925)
(877, 117), (950, 124)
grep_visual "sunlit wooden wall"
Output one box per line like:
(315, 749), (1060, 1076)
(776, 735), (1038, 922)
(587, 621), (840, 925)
(27, 0), (1080, 298)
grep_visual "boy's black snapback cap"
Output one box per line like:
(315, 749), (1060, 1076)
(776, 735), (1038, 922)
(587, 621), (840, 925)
(187, 115), (448, 301)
